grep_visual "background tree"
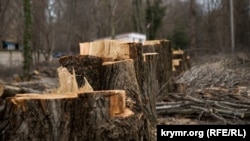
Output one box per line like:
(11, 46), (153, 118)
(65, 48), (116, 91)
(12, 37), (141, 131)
(132, 0), (145, 34)
(145, 0), (166, 40)
(234, 0), (250, 51)
(0, 0), (10, 49)
(190, 0), (197, 50)
(2, 0), (250, 69)
(22, 0), (33, 80)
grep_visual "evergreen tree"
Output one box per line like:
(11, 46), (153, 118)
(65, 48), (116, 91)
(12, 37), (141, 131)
(145, 0), (166, 40)
(22, 0), (33, 80)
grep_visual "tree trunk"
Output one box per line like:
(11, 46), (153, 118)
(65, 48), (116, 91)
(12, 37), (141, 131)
(22, 0), (33, 80)
(59, 55), (103, 90)
(0, 91), (143, 141)
(101, 59), (142, 112)
(190, 0), (197, 50)
(143, 40), (173, 96)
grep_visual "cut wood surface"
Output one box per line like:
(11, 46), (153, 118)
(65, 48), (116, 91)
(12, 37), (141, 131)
(57, 66), (78, 94)
(172, 49), (191, 76)
(143, 40), (162, 45)
(79, 40), (130, 61)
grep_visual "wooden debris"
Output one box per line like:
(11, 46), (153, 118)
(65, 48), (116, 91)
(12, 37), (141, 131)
(78, 77), (93, 92)
(157, 86), (250, 124)
(0, 84), (42, 98)
(57, 66), (78, 94)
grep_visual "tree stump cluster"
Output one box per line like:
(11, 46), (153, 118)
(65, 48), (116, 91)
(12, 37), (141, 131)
(0, 39), (172, 141)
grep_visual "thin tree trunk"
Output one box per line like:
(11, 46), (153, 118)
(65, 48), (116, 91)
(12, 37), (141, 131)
(190, 0), (197, 50)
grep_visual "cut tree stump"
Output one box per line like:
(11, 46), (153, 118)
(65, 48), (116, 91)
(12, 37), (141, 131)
(143, 40), (172, 95)
(0, 94), (78, 141)
(101, 59), (142, 112)
(141, 53), (158, 125)
(101, 59), (156, 140)
(59, 55), (103, 90)
(0, 90), (142, 141)
(172, 49), (191, 76)
(59, 56), (157, 140)
(79, 40), (130, 61)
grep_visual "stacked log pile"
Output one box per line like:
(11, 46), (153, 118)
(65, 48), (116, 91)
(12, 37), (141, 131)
(0, 39), (172, 140)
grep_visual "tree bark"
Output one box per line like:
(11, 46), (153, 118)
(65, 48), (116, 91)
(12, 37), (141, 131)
(101, 59), (142, 112)
(143, 40), (173, 95)
(59, 55), (103, 90)
(0, 91), (144, 141)
(141, 53), (158, 124)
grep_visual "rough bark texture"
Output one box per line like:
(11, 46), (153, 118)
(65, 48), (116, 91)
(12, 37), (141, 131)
(101, 59), (156, 141)
(154, 40), (172, 94)
(0, 92), (142, 141)
(141, 54), (158, 124)
(59, 55), (103, 90)
(139, 40), (173, 96)
(0, 95), (76, 141)
(72, 92), (143, 141)
(128, 42), (144, 90)
(101, 59), (142, 113)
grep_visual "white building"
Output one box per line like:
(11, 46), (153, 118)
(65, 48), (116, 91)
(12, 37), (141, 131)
(99, 32), (146, 43)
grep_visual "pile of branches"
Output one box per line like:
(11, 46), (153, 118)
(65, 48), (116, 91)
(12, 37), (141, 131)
(157, 60), (250, 124)
(157, 90), (250, 124)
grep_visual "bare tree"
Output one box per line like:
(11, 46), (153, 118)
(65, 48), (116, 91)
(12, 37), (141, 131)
(32, 0), (57, 63)
(234, 0), (250, 51)
(0, 0), (10, 48)
(132, 0), (145, 34)
(190, 0), (197, 49)
(0, 1), (23, 49)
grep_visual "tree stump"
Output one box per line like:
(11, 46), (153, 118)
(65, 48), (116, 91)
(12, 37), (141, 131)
(59, 55), (103, 90)
(101, 59), (142, 112)
(143, 40), (173, 95)
(71, 91), (144, 141)
(141, 53), (158, 123)
(172, 49), (191, 76)
(0, 91), (144, 141)
(0, 94), (77, 141)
